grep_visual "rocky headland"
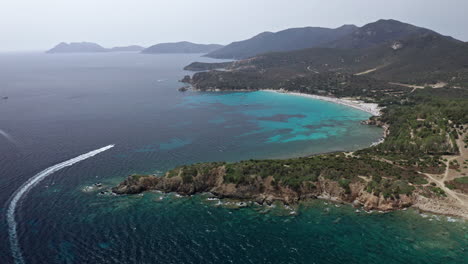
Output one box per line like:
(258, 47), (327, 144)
(113, 149), (468, 219)
(112, 165), (468, 219)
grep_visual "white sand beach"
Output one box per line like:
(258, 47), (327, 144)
(262, 90), (382, 116)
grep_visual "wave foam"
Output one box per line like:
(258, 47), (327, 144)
(0, 129), (17, 145)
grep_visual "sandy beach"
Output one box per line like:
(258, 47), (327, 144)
(262, 90), (382, 116)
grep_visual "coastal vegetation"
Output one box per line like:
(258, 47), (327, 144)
(188, 70), (411, 100)
(446, 177), (468, 193)
(113, 86), (467, 215)
(183, 62), (233, 71)
(114, 19), (468, 217)
(358, 88), (468, 173)
(141, 41), (223, 54)
(187, 20), (468, 88)
(170, 154), (426, 199)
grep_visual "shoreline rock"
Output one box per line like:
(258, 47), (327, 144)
(178, 86), (189, 92)
(112, 173), (468, 219)
(112, 161), (468, 219)
(114, 173), (401, 211)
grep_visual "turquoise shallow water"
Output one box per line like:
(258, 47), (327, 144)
(0, 53), (466, 263)
(179, 90), (382, 159)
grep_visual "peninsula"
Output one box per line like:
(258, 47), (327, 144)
(141, 41), (223, 54)
(113, 19), (468, 218)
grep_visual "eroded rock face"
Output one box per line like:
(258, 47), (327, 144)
(112, 176), (160, 194)
(112, 166), (416, 211)
(356, 191), (413, 211)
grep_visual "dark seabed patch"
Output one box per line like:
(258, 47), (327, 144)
(257, 114), (307, 122)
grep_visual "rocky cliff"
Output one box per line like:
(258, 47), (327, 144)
(113, 165), (415, 211)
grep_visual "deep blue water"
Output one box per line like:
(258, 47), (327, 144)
(0, 53), (466, 264)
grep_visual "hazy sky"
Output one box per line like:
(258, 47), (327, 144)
(1, 0), (468, 51)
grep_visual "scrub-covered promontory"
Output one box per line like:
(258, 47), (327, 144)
(113, 155), (423, 210)
(114, 19), (468, 218)
(141, 41), (223, 54)
(115, 81), (468, 218)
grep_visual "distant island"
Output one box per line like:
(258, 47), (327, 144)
(46, 42), (108, 53)
(47, 41), (223, 54)
(46, 42), (145, 53)
(141, 41), (223, 54)
(114, 19), (468, 219)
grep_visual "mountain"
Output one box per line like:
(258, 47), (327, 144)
(205, 25), (358, 59)
(141, 41), (223, 54)
(205, 19), (462, 60)
(244, 22), (468, 83)
(188, 19), (468, 85)
(46, 42), (108, 53)
(353, 32), (468, 82)
(327, 19), (459, 49)
(110, 45), (145, 52)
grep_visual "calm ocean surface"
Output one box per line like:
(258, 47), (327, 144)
(0, 53), (466, 264)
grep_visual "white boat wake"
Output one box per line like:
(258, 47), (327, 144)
(6, 144), (115, 264)
(0, 129), (17, 145)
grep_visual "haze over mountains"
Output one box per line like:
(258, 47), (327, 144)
(46, 42), (145, 53)
(110, 45), (146, 52)
(47, 41), (223, 54)
(141, 41), (223, 54)
(48, 19), (450, 58)
(46, 19), (468, 88)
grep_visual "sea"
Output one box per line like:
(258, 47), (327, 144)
(0, 52), (466, 264)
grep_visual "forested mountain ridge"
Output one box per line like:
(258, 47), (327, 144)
(204, 19), (461, 60)
(326, 19), (459, 49)
(205, 25), (358, 59)
(187, 20), (468, 86)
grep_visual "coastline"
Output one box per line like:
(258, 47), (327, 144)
(261, 89), (387, 147)
(189, 88), (388, 147)
(188, 87), (382, 117)
(113, 167), (468, 220)
(133, 87), (466, 219)
(261, 89), (382, 117)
